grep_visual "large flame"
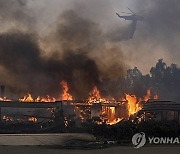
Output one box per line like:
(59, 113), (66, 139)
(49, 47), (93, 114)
(87, 86), (107, 103)
(60, 80), (73, 100)
(88, 86), (101, 100)
(125, 89), (158, 116)
(125, 94), (139, 116)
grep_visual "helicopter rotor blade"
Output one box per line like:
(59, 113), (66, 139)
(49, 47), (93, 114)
(116, 12), (120, 17)
(121, 12), (133, 14)
(127, 7), (135, 14)
(136, 10), (145, 14)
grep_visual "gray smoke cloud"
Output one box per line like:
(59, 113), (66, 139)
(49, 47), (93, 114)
(0, 0), (36, 32)
(123, 0), (180, 73)
(0, 0), (127, 99)
(0, 0), (179, 100)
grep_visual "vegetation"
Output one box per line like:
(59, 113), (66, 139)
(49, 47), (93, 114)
(125, 59), (180, 101)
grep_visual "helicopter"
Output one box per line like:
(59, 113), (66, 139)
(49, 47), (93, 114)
(116, 7), (144, 21)
(116, 7), (144, 39)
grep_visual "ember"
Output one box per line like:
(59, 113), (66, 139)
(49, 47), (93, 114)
(28, 117), (38, 122)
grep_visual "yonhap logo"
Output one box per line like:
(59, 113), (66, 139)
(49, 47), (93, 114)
(132, 132), (146, 148)
(132, 132), (180, 148)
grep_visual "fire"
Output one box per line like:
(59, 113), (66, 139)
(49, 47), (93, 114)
(1, 80), (160, 126)
(28, 117), (38, 122)
(89, 86), (101, 100)
(87, 86), (123, 125)
(107, 118), (123, 125)
(88, 86), (107, 103)
(2, 115), (38, 123)
(19, 93), (34, 102)
(2, 115), (13, 121)
(144, 89), (151, 102)
(125, 94), (139, 116)
(19, 93), (56, 102)
(101, 106), (122, 125)
(109, 107), (116, 122)
(102, 106), (115, 121)
(0, 97), (11, 101)
(37, 95), (56, 102)
(154, 94), (158, 100)
(19, 80), (73, 102)
(125, 89), (159, 116)
(60, 80), (73, 100)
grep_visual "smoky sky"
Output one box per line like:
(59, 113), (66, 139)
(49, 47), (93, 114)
(30, 0), (180, 73)
(124, 0), (180, 72)
(0, 1), (126, 99)
(0, 0), (179, 99)
(0, 30), (101, 99)
(0, 0), (35, 32)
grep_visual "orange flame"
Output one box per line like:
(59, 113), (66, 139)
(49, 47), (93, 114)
(60, 80), (73, 100)
(4, 82), (160, 126)
(19, 93), (34, 102)
(88, 86), (101, 102)
(19, 93), (56, 102)
(101, 106), (123, 125)
(125, 89), (159, 116)
(88, 86), (107, 103)
(125, 94), (139, 116)
(2, 115), (14, 121)
(90, 86), (101, 100)
(28, 117), (38, 122)
(144, 89), (151, 102)
(0, 97), (11, 101)
(88, 87), (123, 124)
(107, 118), (123, 125)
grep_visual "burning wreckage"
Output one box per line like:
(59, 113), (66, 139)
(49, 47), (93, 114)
(0, 80), (177, 133)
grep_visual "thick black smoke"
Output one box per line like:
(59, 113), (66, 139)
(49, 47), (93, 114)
(0, 31), (101, 99)
(40, 9), (127, 99)
(0, 2), (127, 99)
(55, 10), (102, 52)
(1, 0), (179, 102)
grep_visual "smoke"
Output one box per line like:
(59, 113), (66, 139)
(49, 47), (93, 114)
(53, 10), (102, 54)
(123, 0), (180, 73)
(0, 0), (36, 32)
(0, 0), (179, 100)
(0, 31), (101, 99)
(136, 0), (180, 37)
(0, 1), (127, 99)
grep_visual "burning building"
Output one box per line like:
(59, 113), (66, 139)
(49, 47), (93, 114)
(60, 83), (158, 126)
(63, 100), (127, 126)
(0, 80), (161, 132)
